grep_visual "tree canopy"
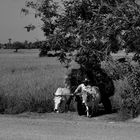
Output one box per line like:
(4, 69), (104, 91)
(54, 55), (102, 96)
(23, 0), (140, 69)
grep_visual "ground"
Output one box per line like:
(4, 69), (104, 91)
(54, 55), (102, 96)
(0, 112), (140, 140)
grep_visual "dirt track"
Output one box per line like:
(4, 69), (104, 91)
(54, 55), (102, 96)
(0, 112), (140, 140)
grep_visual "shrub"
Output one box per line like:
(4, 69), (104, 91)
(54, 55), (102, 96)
(120, 67), (140, 118)
(103, 57), (140, 119)
(0, 88), (6, 113)
(39, 43), (50, 57)
(101, 57), (133, 80)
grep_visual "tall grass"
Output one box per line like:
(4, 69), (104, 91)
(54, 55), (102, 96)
(0, 49), (67, 114)
(1, 49), (138, 119)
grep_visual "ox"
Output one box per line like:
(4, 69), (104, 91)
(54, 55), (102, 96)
(53, 87), (73, 113)
(75, 86), (101, 117)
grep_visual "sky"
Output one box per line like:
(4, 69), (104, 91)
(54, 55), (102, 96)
(0, 0), (45, 43)
(0, 0), (140, 43)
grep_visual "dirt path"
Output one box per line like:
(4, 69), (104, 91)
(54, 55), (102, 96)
(0, 112), (140, 140)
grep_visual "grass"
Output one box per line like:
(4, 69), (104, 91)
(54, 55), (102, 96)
(0, 49), (137, 118)
(0, 49), (67, 114)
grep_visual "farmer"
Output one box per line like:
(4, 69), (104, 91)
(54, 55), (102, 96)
(74, 78), (92, 95)
(74, 78), (101, 117)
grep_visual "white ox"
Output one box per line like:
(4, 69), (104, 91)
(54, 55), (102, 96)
(53, 87), (72, 113)
(76, 86), (101, 117)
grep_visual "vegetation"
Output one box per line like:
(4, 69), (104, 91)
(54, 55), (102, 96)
(22, 0), (140, 63)
(121, 67), (140, 118)
(0, 49), (139, 120)
(21, 0), (140, 118)
(0, 40), (45, 50)
(0, 50), (66, 114)
(12, 41), (26, 52)
(0, 49), (127, 115)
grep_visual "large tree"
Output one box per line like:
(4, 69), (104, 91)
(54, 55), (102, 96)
(22, 0), (140, 69)
(22, 0), (140, 116)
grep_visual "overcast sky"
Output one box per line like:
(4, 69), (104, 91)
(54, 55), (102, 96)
(0, 0), (140, 43)
(0, 0), (45, 43)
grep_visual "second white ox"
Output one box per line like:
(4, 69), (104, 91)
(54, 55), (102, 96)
(76, 86), (101, 117)
(54, 87), (72, 113)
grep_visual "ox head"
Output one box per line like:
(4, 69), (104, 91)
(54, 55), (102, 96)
(54, 96), (65, 113)
(53, 87), (71, 113)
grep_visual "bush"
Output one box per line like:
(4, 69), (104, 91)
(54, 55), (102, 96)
(104, 57), (140, 119)
(39, 44), (50, 57)
(0, 88), (6, 113)
(102, 57), (133, 80)
(120, 67), (140, 118)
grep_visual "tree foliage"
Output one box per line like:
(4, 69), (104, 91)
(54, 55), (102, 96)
(12, 41), (25, 52)
(120, 67), (140, 118)
(23, 0), (140, 117)
(23, 0), (140, 68)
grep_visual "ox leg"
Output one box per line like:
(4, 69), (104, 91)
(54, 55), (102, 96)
(92, 104), (98, 117)
(66, 96), (73, 111)
(61, 96), (70, 113)
(77, 102), (86, 116)
(59, 96), (70, 113)
(102, 97), (112, 114)
(63, 98), (68, 113)
(88, 106), (94, 118)
(85, 104), (90, 117)
(88, 102), (99, 118)
(88, 105), (93, 117)
(75, 95), (86, 116)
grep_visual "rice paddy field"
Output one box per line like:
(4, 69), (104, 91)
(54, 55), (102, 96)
(0, 49), (135, 115)
(0, 49), (68, 114)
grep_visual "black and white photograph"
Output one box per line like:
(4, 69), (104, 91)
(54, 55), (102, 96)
(0, 0), (140, 139)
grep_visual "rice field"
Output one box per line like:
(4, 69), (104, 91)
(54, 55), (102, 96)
(0, 49), (68, 114)
(0, 49), (135, 115)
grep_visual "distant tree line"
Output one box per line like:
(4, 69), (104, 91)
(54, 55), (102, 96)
(0, 40), (61, 57)
(0, 40), (46, 52)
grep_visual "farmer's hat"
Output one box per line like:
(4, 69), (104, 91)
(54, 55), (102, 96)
(83, 78), (90, 83)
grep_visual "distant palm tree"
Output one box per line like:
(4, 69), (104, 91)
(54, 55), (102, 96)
(8, 38), (12, 45)
(8, 38), (12, 49)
